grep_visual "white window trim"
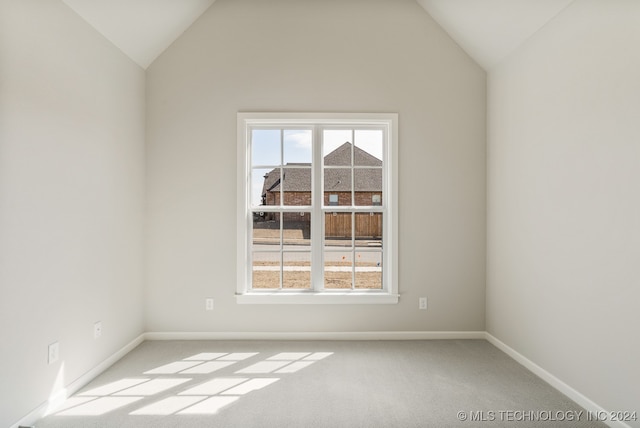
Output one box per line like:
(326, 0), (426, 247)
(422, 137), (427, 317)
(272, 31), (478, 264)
(236, 112), (399, 304)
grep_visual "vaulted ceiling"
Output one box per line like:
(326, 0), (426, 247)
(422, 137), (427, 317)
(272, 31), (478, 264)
(416, 0), (574, 69)
(61, 0), (216, 69)
(61, 0), (575, 71)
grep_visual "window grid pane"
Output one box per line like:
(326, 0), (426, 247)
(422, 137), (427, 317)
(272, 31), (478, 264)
(253, 212), (281, 252)
(355, 212), (382, 248)
(283, 212), (311, 249)
(283, 130), (312, 164)
(355, 251), (382, 290)
(354, 129), (383, 166)
(324, 169), (352, 206)
(252, 168), (277, 208)
(251, 129), (281, 166)
(354, 168), (383, 207)
(283, 252), (311, 289)
(252, 252), (281, 289)
(324, 251), (353, 289)
(324, 211), (353, 252)
(323, 130), (352, 166)
(282, 166), (312, 207)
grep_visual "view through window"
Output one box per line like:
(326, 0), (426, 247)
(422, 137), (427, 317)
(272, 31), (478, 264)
(238, 113), (397, 302)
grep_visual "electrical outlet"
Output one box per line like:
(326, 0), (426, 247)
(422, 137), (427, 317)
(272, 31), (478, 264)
(48, 342), (59, 364)
(94, 321), (102, 339)
(205, 298), (214, 311)
(419, 297), (427, 310)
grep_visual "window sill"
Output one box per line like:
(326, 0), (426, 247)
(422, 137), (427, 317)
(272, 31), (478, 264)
(236, 292), (399, 305)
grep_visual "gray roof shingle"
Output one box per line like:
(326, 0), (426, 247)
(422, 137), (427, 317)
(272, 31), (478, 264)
(261, 143), (382, 195)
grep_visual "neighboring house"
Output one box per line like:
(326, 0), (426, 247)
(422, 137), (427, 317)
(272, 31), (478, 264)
(259, 143), (382, 239)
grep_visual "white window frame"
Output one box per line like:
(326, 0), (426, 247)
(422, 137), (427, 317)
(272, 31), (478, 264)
(237, 113), (398, 304)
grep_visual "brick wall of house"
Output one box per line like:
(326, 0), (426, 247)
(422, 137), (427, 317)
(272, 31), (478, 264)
(325, 192), (383, 207)
(265, 191), (382, 207)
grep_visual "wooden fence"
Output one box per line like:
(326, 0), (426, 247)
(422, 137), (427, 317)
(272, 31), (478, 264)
(325, 212), (382, 239)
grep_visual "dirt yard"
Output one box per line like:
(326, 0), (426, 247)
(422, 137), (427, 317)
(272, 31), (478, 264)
(252, 261), (382, 289)
(252, 221), (382, 289)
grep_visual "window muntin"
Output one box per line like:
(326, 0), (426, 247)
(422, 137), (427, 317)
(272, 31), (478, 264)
(283, 130), (312, 164)
(238, 113), (397, 303)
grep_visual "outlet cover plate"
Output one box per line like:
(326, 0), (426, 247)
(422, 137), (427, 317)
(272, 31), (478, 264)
(48, 342), (59, 364)
(94, 322), (102, 339)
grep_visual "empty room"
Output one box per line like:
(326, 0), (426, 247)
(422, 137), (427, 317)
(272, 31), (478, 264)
(1, 0), (638, 427)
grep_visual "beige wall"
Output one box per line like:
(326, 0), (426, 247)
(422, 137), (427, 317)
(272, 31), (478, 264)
(0, 1), (146, 426)
(8, 0), (638, 424)
(146, 0), (486, 332)
(8, 0), (640, 424)
(487, 0), (640, 423)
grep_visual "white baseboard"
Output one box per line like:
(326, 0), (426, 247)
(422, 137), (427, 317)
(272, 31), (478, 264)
(485, 333), (631, 428)
(10, 333), (145, 428)
(144, 330), (487, 341)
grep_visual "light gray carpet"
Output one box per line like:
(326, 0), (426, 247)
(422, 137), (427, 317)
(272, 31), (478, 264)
(35, 340), (605, 428)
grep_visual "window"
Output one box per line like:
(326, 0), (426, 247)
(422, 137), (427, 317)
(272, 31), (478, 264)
(237, 113), (398, 304)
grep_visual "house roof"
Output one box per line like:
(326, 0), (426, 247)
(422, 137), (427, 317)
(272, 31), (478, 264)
(261, 143), (382, 195)
(324, 142), (383, 167)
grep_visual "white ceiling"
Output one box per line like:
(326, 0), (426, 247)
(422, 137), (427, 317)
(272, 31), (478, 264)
(62, 0), (216, 69)
(416, 0), (575, 70)
(61, 0), (574, 71)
